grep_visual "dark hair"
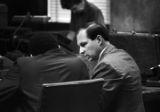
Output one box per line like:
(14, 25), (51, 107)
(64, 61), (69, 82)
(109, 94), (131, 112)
(85, 22), (109, 41)
(29, 32), (58, 55)
(60, 0), (83, 9)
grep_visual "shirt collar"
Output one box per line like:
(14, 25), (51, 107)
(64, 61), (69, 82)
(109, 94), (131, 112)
(98, 46), (108, 62)
(98, 43), (116, 62)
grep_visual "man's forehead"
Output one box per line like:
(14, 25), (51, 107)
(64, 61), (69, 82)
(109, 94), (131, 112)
(78, 29), (86, 37)
(77, 29), (88, 43)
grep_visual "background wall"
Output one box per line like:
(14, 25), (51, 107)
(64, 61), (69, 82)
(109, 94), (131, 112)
(111, 0), (160, 33)
(110, 33), (160, 75)
(110, 0), (160, 76)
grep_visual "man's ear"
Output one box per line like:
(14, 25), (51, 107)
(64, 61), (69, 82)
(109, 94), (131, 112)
(96, 35), (103, 45)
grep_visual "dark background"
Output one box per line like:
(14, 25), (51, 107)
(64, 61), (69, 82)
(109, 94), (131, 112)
(111, 0), (160, 33)
(1, 0), (160, 33)
(0, 0), (47, 24)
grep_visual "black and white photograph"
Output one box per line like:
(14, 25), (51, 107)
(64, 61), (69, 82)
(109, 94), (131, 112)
(0, 0), (160, 112)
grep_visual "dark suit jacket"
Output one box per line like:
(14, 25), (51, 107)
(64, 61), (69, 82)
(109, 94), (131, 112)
(0, 49), (89, 112)
(92, 44), (145, 112)
(0, 56), (18, 112)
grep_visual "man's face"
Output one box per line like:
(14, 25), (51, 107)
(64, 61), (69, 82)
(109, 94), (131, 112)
(77, 29), (101, 61)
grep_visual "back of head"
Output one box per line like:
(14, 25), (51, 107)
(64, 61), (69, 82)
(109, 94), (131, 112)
(60, 0), (84, 9)
(85, 22), (109, 41)
(29, 32), (58, 56)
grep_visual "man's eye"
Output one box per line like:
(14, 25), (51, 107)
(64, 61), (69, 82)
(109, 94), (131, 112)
(80, 42), (87, 47)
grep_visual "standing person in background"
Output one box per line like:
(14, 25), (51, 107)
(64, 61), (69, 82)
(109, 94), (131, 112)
(77, 23), (145, 112)
(60, 0), (105, 53)
(0, 32), (89, 112)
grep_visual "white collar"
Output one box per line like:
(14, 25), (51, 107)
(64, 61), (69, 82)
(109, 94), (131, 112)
(98, 46), (108, 62)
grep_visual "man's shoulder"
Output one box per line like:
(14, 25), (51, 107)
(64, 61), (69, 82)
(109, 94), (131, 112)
(100, 50), (140, 75)
(87, 1), (101, 11)
(62, 55), (84, 65)
(17, 56), (33, 62)
(56, 55), (87, 71)
(17, 56), (35, 66)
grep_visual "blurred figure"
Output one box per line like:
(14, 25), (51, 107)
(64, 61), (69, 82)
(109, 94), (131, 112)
(77, 23), (145, 112)
(5, 50), (24, 62)
(61, 0), (105, 53)
(0, 55), (14, 70)
(0, 32), (89, 112)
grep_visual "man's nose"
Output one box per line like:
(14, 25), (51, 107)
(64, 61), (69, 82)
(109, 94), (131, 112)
(79, 47), (85, 54)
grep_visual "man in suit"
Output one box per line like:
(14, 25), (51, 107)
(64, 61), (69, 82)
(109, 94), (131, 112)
(77, 23), (145, 112)
(0, 32), (89, 112)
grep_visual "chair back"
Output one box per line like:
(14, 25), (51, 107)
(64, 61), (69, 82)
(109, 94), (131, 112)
(40, 78), (104, 112)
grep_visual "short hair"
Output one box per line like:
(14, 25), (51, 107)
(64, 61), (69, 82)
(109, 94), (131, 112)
(60, 0), (84, 9)
(29, 32), (58, 56)
(85, 22), (109, 41)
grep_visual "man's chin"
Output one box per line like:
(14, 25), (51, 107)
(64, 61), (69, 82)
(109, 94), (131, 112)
(83, 55), (92, 61)
(80, 54), (95, 61)
(87, 56), (97, 62)
(87, 57), (93, 61)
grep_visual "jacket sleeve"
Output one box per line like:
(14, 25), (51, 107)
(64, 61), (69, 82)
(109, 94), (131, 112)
(0, 62), (20, 111)
(92, 62), (125, 111)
